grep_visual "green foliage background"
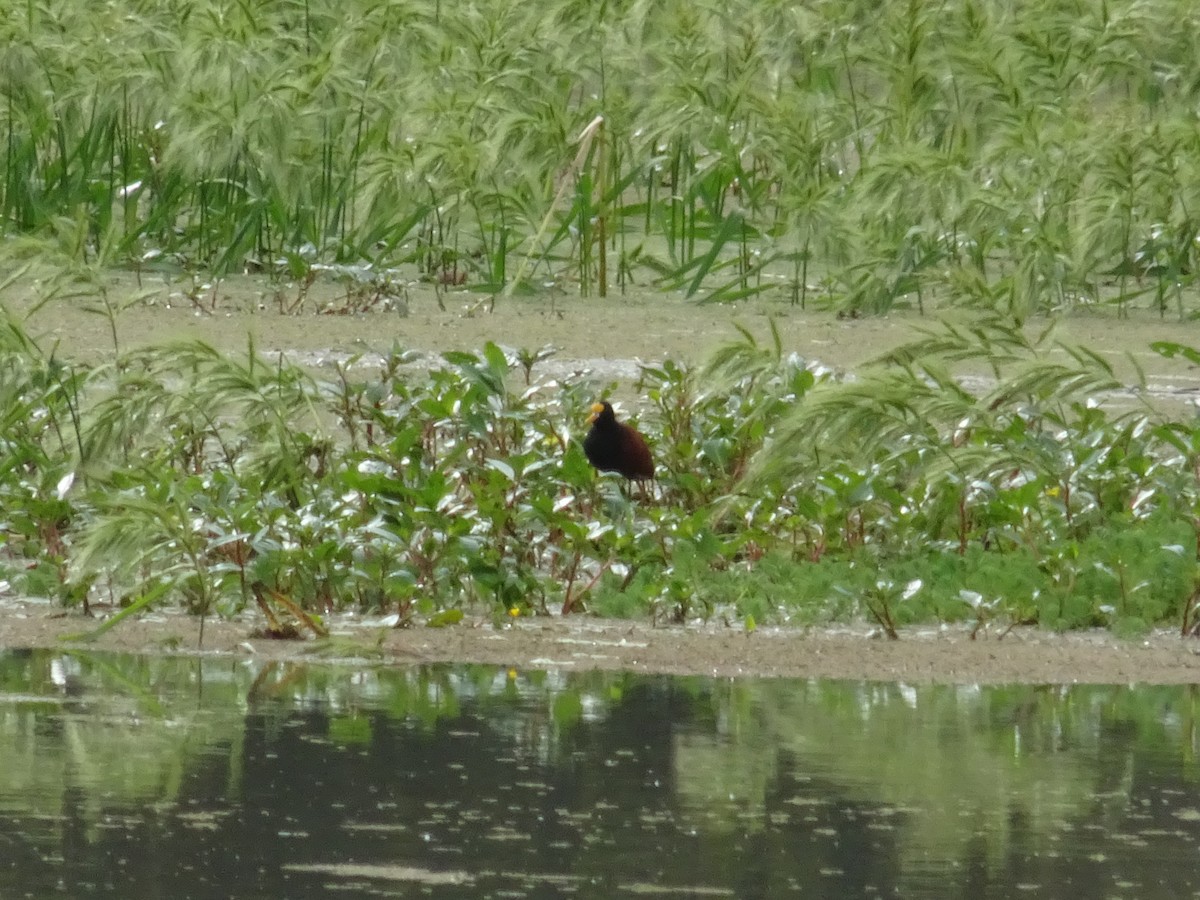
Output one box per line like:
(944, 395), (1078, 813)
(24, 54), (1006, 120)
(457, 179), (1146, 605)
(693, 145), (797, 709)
(5, 0), (1200, 634)
(6, 0), (1200, 311)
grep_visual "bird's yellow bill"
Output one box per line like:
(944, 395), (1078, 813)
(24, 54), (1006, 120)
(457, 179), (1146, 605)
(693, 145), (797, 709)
(587, 402), (605, 424)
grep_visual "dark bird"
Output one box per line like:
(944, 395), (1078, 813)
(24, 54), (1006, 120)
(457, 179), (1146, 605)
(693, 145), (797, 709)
(583, 401), (654, 483)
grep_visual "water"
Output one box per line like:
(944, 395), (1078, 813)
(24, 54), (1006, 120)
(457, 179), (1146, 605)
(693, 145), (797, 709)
(0, 650), (1198, 899)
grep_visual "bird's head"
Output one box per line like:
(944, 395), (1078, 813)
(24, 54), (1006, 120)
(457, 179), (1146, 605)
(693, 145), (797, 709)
(587, 401), (614, 425)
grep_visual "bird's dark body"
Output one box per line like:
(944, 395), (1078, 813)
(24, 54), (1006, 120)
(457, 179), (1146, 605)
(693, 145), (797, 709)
(583, 402), (654, 481)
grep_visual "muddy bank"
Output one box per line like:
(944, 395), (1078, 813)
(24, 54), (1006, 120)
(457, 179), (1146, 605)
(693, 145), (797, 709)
(6, 599), (1200, 685)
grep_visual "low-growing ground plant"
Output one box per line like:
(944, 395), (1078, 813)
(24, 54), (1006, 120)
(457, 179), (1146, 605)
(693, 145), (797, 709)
(0, 308), (1197, 638)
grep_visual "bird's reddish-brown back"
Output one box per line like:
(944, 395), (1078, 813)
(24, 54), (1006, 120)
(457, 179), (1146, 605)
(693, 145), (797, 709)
(583, 401), (654, 481)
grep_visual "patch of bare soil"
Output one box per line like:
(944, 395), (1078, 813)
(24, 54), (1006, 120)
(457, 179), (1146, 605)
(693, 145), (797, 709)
(12, 270), (1200, 382)
(4, 599), (1199, 684)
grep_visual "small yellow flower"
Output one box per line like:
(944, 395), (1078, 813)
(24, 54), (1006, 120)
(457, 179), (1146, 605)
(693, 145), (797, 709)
(1046, 485), (1061, 498)
(508, 606), (520, 618)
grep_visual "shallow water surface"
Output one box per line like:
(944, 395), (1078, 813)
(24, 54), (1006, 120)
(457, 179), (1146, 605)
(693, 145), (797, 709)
(0, 651), (1197, 898)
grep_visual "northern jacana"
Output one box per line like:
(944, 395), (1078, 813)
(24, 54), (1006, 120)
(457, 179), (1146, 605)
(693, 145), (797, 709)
(583, 401), (654, 485)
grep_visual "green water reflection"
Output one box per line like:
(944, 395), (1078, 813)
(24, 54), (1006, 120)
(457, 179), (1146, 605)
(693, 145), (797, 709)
(0, 650), (1198, 898)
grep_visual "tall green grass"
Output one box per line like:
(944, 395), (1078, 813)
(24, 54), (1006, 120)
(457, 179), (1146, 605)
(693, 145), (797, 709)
(6, 0), (1200, 314)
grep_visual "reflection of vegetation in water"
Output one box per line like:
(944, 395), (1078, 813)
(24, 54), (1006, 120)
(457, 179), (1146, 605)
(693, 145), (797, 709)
(2, 652), (1198, 895)
(666, 678), (1200, 886)
(3, 309), (1200, 632)
(0, 652), (238, 838)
